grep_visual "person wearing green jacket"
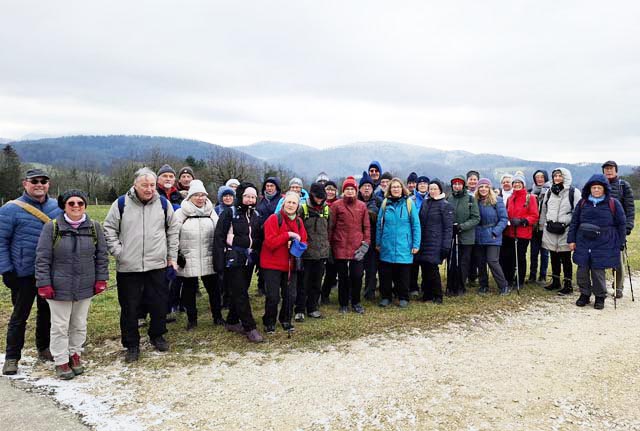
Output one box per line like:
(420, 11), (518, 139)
(446, 176), (480, 295)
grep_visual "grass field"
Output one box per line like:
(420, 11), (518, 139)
(0, 202), (637, 362)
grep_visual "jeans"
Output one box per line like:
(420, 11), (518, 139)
(5, 275), (51, 360)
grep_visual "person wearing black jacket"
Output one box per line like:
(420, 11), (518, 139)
(358, 171), (382, 300)
(213, 182), (264, 342)
(602, 160), (635, 298)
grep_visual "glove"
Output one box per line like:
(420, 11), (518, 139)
(38, 285), (55, 299)
(94, 280), (107, 295)
(510, 218), (522, 227)
(353, 242), (370, 261)
(452, 223), (460, 234)
(440, 249), (451, 261)
(627, 228), (632, 236)
(2, 271), (17, 289)
(177, 253), (186, 268)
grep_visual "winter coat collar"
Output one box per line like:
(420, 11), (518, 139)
(181, 198), (213, 217)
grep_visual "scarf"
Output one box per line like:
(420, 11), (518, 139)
(64, 213), (86, 229)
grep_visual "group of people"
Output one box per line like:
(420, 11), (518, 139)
(0, 159), (634, 379)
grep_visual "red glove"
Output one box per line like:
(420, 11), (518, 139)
(38, 285), (55, 299)
(94, 280), (107, 295)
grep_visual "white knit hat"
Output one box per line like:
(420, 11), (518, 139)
(186, 180), (208, 200)
(225, 178), (240, 188)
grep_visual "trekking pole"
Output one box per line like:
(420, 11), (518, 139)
(286, 255), (293, 339)
(514, 226), (520, 294)
(623, 245), (635, 302)
(613, 268), (617, 310)
(456, 234), (462, 294)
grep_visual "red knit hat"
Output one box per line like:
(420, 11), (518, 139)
(342, 176), (358, 192)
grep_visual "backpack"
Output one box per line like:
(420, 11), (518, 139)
(52, 218), (98, 248)
(544, 186), (576, 212)
(276, 211), (302, 230)
(118, 194), (169, 231)
(380, 197), (413, 231)
(578, 197), (616, 215)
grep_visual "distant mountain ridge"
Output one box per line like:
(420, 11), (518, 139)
(231, 141), (316, 160)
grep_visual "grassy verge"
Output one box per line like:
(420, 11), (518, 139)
(0, 203), (637, 364)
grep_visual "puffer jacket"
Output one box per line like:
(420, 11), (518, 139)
(261, 210), (308, 272)
(568, 174), (626, 269)
(608, 177), (635, 235)
(103, 187), (178, 273)
(447, 178), (480, 245)
(329, 197), (371, 260)
(35, 214), (109, 301)
(275, 189), (310, 213)
(299, 202), (330, 260)
(376, 196), (421, 264)
(504, 189), (539, 240)
(0, 193), (62, 277)
(257, 177), (282, 225)
(530, 170), (551, 234)
(539, 168), (581, 252)
(415, 194), (454, 264)
(172, 199), (218, 278)
(213, 203), (263, 273)
(475, 196), (508, 246)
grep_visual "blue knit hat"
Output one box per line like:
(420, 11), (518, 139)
(359, 171), (375, 188)
(217, 185), (235, 202)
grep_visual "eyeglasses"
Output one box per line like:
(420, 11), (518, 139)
(66, 201), (85, 207)
(28, 178), (49, 185)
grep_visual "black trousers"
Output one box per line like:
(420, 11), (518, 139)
(335, 259), (364, 307)
(263, 269), (296, 326)
(500, 237), (530, 288)
(362, 248), (378, 298)
(550, 251), (573, 284)
(457, 244), (474, 287)
(5, 275), (51, 360)
(420, 262), (443, 300)
(379, 262), (411, 301)
(117, 269), (168, 348)
(409, 261), (420, 293)
(321, 261), (338, 300)
(296, 259), (325, 314)
(168, 277), (183, 312)
(180, 274), (222, 323)
(468, 245), (480, 282)
(225, 266), (257, 331)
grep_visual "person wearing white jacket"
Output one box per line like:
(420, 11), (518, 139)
(538, 168), (582, 295)
(171, 180), (221, 330)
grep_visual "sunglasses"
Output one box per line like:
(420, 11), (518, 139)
(66, 201), (85, 207)
(28, 178), (49, 185)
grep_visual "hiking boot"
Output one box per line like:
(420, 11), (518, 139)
(2, 359), (18, 375)
(68, 353), (84, 375)
(55, 363), (75, 380)
(615, 290), (624, 299)
(265, 325), (276, 334)
(379, 298), (391, 307)
(409, 290), (420, 299)
(186, 321), (197, 331)
(544, 280), (561, 291)
(125, 346), (140, 363)
(352, 303), (365, 314)
(575, 294), (591, 307)
(246, 329), (264, 343)
(398, 299), (409, 308)
(557, 280), (573, 296)
(527, 275), (536, 284)
(225, 323), (246, 334)
(308, 310), (322, 319)
(339, 306), (349, 314)
(281, 322), (295, 331)
(478, 286), (488, 295)
(433, 296), (443, 305)
(294, 313), (305, 322)
(537, 275), (547, 285)
(151, 336), (169, 352)
(38, 348), (53, 362)
(213, 317), (226, 326)
(594, 296), (605, 310)
(500, 286), (510, 296)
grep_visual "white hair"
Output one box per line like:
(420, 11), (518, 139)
(134, 167), (157, 183)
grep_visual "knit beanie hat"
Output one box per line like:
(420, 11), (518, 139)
(58, 189), (88, 210)
(186, 180), (208, 200)
(417, 175), (430, 184)
(466, 170), (480, 180)
(429, 178), (444, 193)
(512, 175), (526, 187)
(225, 178), (240, 188)
(500, 173), (513, 183)
(342, 176), (358, 192)
(178, 166), (195, 178)
(325, 180), (338, 190)
(407, 172), (418, 183)
(217, 186), (235, 202)
(359, 171), (375, 188)
(157, 164), (176, 177)
(309, 182), (327, 200)
(381, 172), (393, 181)
(243, 186), (258, 197)
(289, 177), (303, 188)
(316, 172), (330, 183)
(477, 178), (492, 188)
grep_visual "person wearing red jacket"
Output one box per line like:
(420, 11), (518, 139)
(260, 191), (308, 333)
(329, 176), (371, 314)
(500, 175), (539, 290)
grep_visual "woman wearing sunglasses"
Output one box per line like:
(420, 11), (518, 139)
(35, 190), (109, 379)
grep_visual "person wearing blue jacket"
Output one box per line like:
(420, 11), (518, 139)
(568, 174), (626, 310)
(274, 178), (309, 213)
(375, 178), (421, 308)
(1, 169), (62, 375)
(473, 178), (509, 295)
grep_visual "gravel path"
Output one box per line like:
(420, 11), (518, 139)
(3, 285), (640, 431)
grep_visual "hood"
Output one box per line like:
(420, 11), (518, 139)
(217, 186), (235, 202)
(368, 160), (382, 174)
(551, 167), (573, 188)
(581, 174), (611, 199)
(532, 169), (549, 184)
(261, 176), (281, 195)
(450, 175), (467, 195)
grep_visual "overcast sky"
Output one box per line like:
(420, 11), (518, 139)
(1, 1), (639, 164)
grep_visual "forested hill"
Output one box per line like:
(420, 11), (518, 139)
(8, 135), (259, 171)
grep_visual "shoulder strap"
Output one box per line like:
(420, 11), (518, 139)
(276, 211), (283, 227)
(118, 194), (169, 231)
(525, 193), (530, 208)
(52, 219), (59, 247)
(323, 205), (330, 218)
(568, 186), (575, 211)
(406, 197), (412, 216)
(301, 203), (309, 219)
(52, 219), (98, 248)
(9, 200), (51, 224)
(544, 190), (551, 208)
(609, 198), (616, 215)
(380, 198), (388, 231)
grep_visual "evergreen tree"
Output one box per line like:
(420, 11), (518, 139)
(0, 145), (22, 202)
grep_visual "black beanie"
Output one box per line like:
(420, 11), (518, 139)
(381, 172), (393, 181)
(407, 172), (418, 183)
(429, 178), (444, 193)
(309, 182), (327, 201)
(58, 189), (88, 210)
